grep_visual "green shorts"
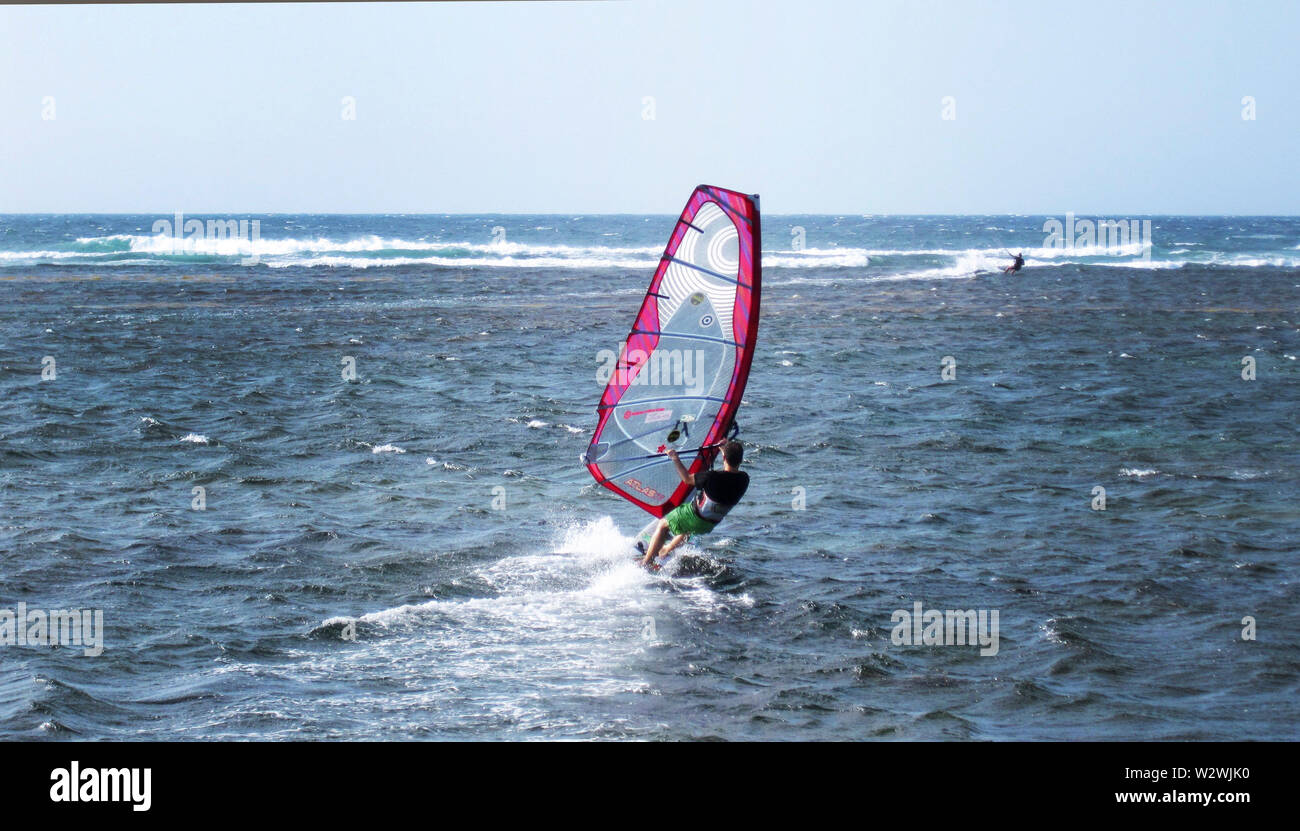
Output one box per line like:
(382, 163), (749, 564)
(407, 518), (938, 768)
(665, 502), (716, 537)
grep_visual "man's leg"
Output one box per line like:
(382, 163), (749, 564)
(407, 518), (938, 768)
(659, 533), (689, 558)
(644, 532), (687, 571)
(641, 519), (671, 567)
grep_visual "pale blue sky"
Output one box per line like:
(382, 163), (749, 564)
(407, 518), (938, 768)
(2, 0), (1297, 213)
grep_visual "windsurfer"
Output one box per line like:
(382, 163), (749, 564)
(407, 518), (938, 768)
(639, 441), (750, 569)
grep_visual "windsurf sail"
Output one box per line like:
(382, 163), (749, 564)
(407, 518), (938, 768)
(583, 184), (761, 517)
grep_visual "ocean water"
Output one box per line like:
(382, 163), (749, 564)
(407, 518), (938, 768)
(0, 213), (1297, 740)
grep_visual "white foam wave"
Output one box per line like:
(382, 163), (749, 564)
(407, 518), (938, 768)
(13, 233), (1298, 272)
(265, 254), (658, 270)
(1119, 468), (1160, 478)
(87, 233), (662, 259)
(1040, 621), (1066, 645)
(0, 249), (124, 261)
(327, 517), (729, 643)
(324, 518), (650, 641)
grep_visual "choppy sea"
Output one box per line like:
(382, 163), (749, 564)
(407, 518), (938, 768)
(1, 213), (1296, 739)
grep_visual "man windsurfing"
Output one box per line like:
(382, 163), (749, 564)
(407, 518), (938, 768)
(1004, 251), (1025, 274)
(638, 441), (749, 570)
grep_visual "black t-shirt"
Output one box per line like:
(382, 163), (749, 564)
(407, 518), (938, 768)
(694, 469), (749, 506)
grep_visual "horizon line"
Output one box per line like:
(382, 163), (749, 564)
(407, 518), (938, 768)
(4, 211), (1300, 219)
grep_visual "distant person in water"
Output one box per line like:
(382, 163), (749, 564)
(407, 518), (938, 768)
(639, 441), (749, 570)
(1004, 252), (1025, 274)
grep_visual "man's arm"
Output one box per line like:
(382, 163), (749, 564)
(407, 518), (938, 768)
(664, 449), (695, 487)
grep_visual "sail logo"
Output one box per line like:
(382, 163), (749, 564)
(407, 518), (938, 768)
(50, 762), (151, 811)
(1042, 212), (1152, 262)
(623, 478), (663, 501)
(623, 407), (672, 424)
(152, 212), (263, 265)
(597, 348), (707, 395)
